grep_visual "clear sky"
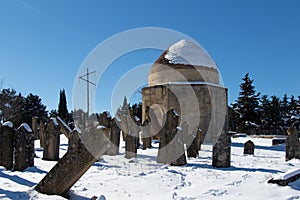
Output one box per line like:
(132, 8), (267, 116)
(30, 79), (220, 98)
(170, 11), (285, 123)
(0, 0), (300, 114)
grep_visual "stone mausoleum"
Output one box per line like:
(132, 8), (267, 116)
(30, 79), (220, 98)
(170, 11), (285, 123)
(142, 40), (228, 143)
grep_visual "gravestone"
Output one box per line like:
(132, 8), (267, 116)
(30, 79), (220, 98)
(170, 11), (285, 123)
(14, 123), (33, 171)
(125, 114), (140, 159)
(196, 129), (202, 151)
(286, 126), (300, 161)
(212, 131), (231, 168)
(39, 121), (45, 148)
(43, 118), (60, 161)
(183, 122), (198, 158)
(0, 122), (15, 170)
(36, 127), (107, 197)
(57, 116), (72, 138)
(97, 125), (111, 155)
(244, 140), (255, 155)
(106, 118), (121, 155)
(32, 117), (39, 140)
(157, 109), (186, 166)
(142, 119), (151, 150)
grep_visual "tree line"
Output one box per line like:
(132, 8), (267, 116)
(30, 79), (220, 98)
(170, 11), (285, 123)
(0, 88), (73, 128)
(229, 73), (299, 135)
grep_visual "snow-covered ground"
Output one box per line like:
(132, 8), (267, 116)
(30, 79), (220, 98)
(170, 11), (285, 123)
(1, 135), (300, 200)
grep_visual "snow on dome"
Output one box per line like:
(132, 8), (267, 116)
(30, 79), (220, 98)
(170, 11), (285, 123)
(2, 121), (13, 128)
(19, 123), (32, 132)
(164, 40), (217, 68)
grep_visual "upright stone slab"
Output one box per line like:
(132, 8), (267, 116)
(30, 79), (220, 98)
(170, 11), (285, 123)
(196, 129), (202, 151)
(157, 109), (186, 166)
(43, 118), (60, 161)
(244, 140), (255, 155)
(32, 117), (40, 140)
(14, 123), (33, 171)
(125, 115), (140, 159)
(212, 131), (231, 168)
(97, 125), (111, 155)
(142, 119), (151, 150)
(286, 126), (300, 161)
(0, 122), (15, 170)
(39, 121), (45, 148)
(36, 127), (107, 197)
(183, 122), (198, 158)
(106, 118), (121, 155)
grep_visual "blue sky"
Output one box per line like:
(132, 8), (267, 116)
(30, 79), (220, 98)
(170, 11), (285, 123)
(0, 0), (300, 114)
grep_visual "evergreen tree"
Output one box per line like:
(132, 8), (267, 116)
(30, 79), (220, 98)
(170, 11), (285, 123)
(280, 93), (290, 127)
(0, 88), (25, 126)
(233, 73), (260, 133)
(289, 95), (298, 116)
(268, 96), (281, 128)
(23, 93), (48, 127)
(58, 89), (69, 121)
(260, 95), (270, 129)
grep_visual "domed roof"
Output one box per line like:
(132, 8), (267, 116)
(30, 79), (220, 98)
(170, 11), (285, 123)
(149, 40), (220, 86)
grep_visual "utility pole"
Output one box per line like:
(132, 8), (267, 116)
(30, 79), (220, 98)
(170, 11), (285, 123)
(79, 68), (96, 120)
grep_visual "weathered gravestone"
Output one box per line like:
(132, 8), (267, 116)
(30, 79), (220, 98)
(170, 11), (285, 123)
(32, 117), (39, 140)
(125, 114), (140, 159)
(106, 118), (121, 155)
(43, 118), (60, 161)
(183, 122), (198, 158)
(142, 119), (151, 150)
(196, 129), (202, 151)
(286, 126), (300, 161)
(14, 123), (34, 171)
(36, 126), (107, 197)
(39, 121), (45, 148)
(157, 109), (186, 166)
(57, 116), (72, 138)
(244, 140), (255, 155)
(212, 131), (231, 168)
(0, 122), (15, 170)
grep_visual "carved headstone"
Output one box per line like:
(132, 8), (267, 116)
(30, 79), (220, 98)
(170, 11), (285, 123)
(157, 109), (186, 166)
(212, 131), (231, 168)
(0, 122), (15, 170)
(43, 118), (60, 161)
(36, 127), (107, 197)
(14, 123), (33, 171)
(244, 140), (255, 155)
(286, 126), (300, 161)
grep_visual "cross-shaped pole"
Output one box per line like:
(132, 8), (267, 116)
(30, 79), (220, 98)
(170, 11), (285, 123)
(79, 68), (96, 120)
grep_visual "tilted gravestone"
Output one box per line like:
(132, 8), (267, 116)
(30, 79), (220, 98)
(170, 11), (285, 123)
(43, 118), (60, 161)
(244, 140), (255, 155)
(157, 109), (186, 166)
(57, 116), (72, 138)
(286, 126), (300, 161)
(0, 122), (15, 170)
(14, 123), (34, 171)
(212, 131), (231, 168)
(36, 126), (107, 197)
(39, 121), (45, 148)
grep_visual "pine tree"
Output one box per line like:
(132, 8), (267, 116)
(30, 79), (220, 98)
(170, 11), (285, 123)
(233, 73), (260, 133)
(260, 95), (270, 129)
(280, 94), (290, 127)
